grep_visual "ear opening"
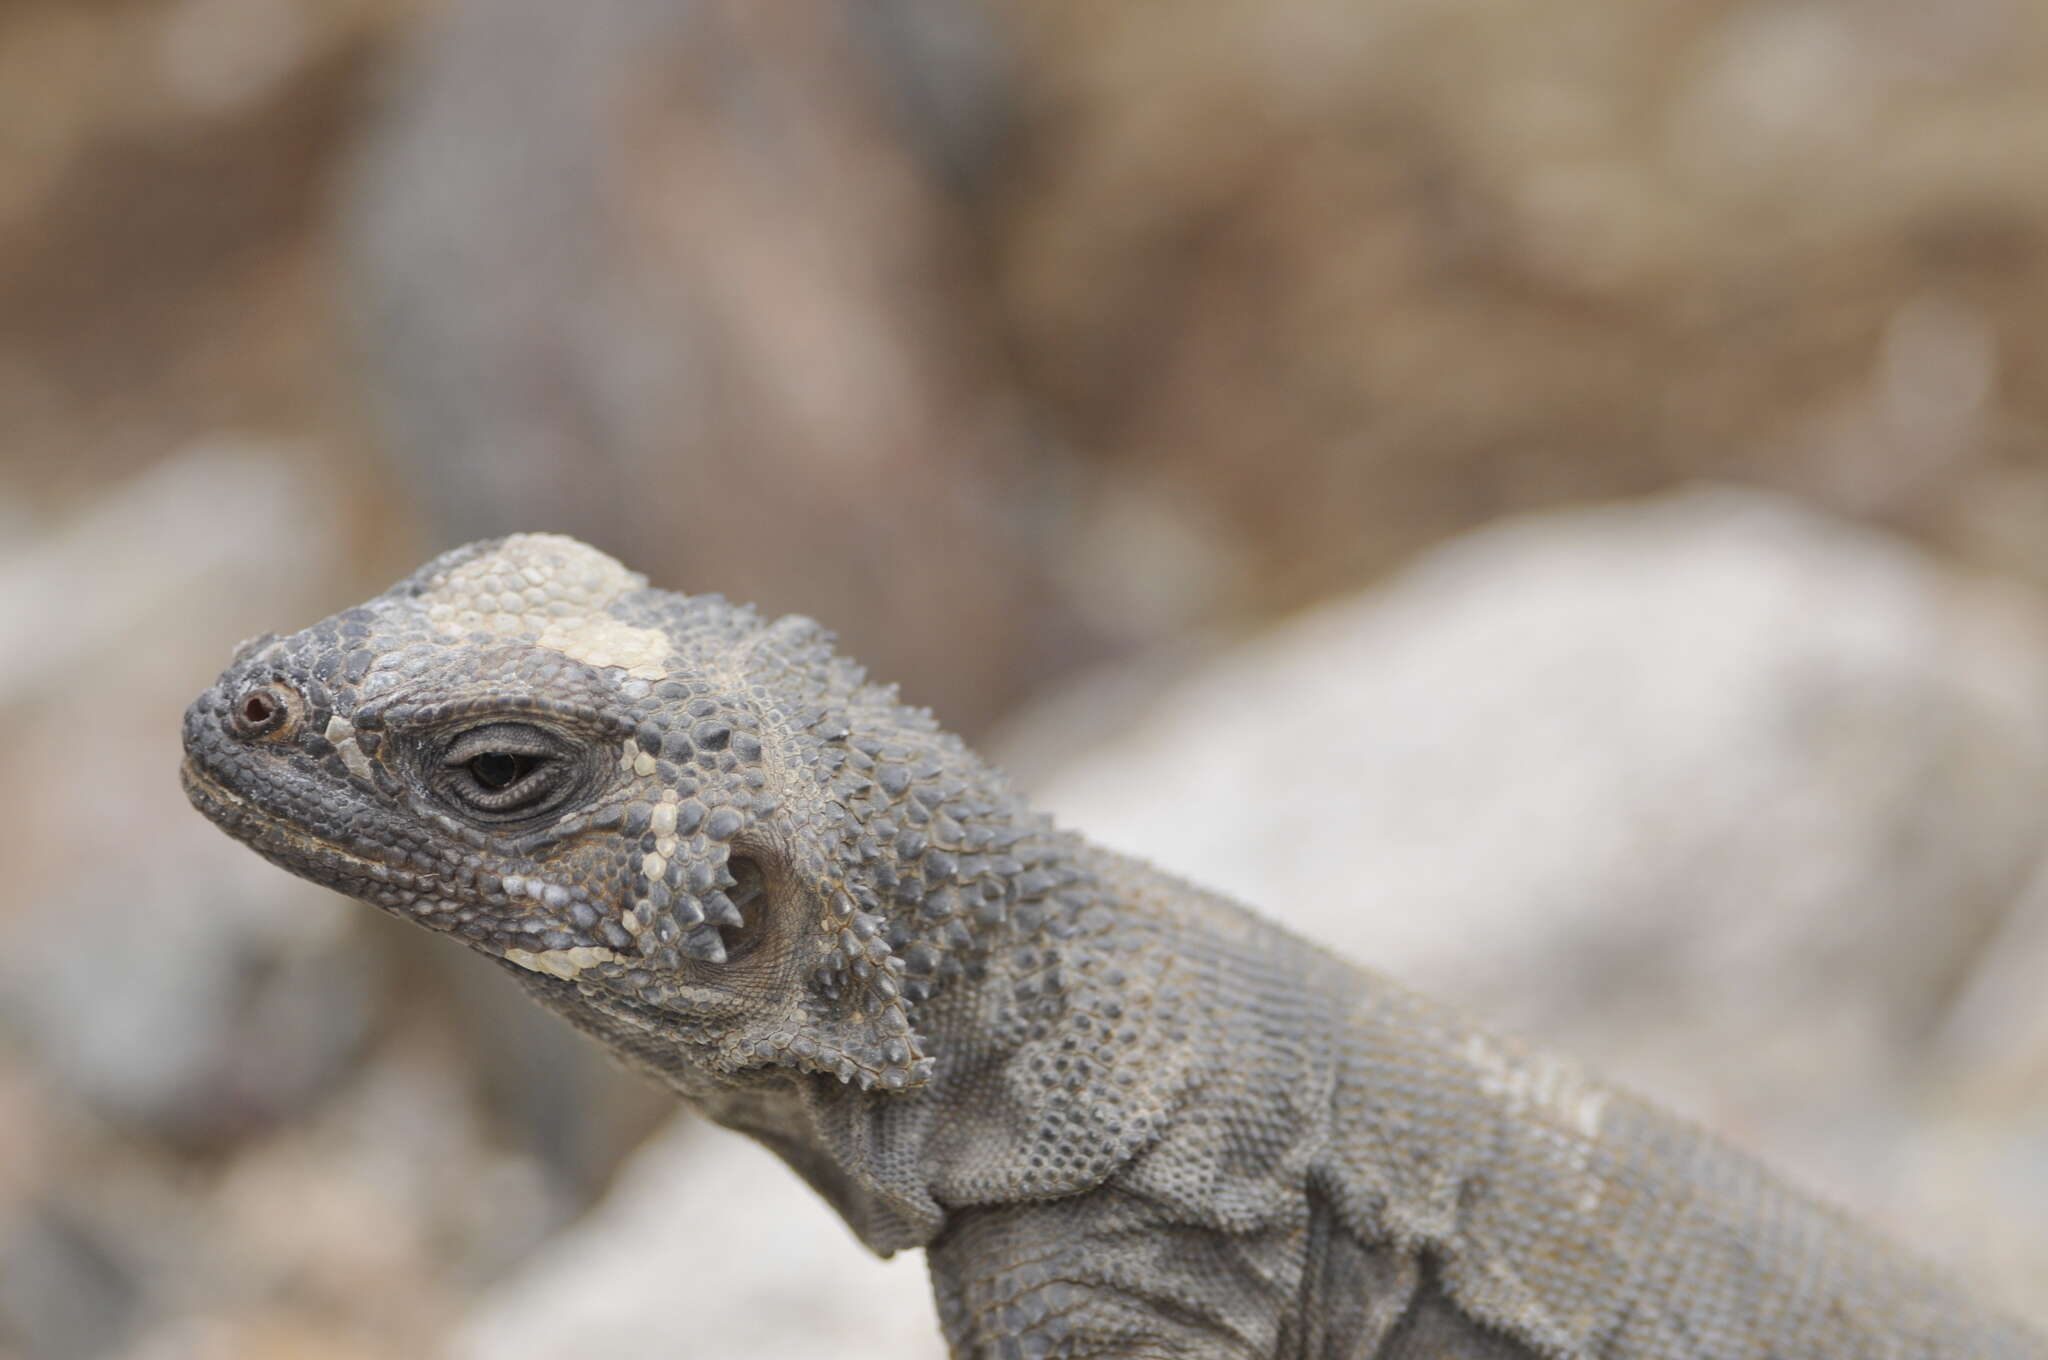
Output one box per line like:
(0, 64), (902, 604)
(710, 866), (935, 1092)
(708, 854), (770, 962)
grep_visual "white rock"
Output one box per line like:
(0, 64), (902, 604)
(450, 1121), (945, 1360)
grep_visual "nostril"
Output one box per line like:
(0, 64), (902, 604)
(229, 682), (297, 738)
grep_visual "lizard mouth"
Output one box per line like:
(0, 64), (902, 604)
(180, 757), (443, 901)
(180, 760), (598, 958)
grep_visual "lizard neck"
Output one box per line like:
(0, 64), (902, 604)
(799, 835), (1206, 1250)
(732, 827), (1217, 1257)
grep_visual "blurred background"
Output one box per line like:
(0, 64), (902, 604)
(4, 0), (2048, 1354)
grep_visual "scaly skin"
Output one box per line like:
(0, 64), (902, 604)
(183, 534), (2045, 1358)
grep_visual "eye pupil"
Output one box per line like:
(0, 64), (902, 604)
(469, 752), (531, 789)
(242, 694), (274, 724)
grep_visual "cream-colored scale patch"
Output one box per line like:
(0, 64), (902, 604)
(415, 533), (674, 680)
(502, 945), (618, 980)
(534, 617), (671, 679)
(324, 715), (376, 781)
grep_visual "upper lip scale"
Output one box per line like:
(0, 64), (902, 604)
(180, 759), (597, 944)
(180, 758), (442, 893)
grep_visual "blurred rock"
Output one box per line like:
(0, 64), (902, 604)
(0, 1199), (139, 1360)
(0, 447), (365, 1142)
(998, 486), (2048, 1322)
(0, 448), (585, 1360)
(0, 448), (375, 1356)
(347, 0), (1092, 734)
(450, 1120), (944, 1360)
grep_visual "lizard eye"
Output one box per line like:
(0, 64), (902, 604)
(468, 751), (537, 790)
(435, 723), (587, 821)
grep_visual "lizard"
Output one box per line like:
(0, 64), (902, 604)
(181, 533), (2046, 1358)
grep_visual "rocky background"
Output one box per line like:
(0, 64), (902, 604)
(3, 1), (2047, 1355)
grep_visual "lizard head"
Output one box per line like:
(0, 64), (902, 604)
(180, 533), (989, 1094)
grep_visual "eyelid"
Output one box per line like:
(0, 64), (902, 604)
(443, 725), (559, 766)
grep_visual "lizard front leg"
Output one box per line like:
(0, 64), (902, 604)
(927, 1190), (1281, 1359)
(927, 1187), (1549, 1359)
